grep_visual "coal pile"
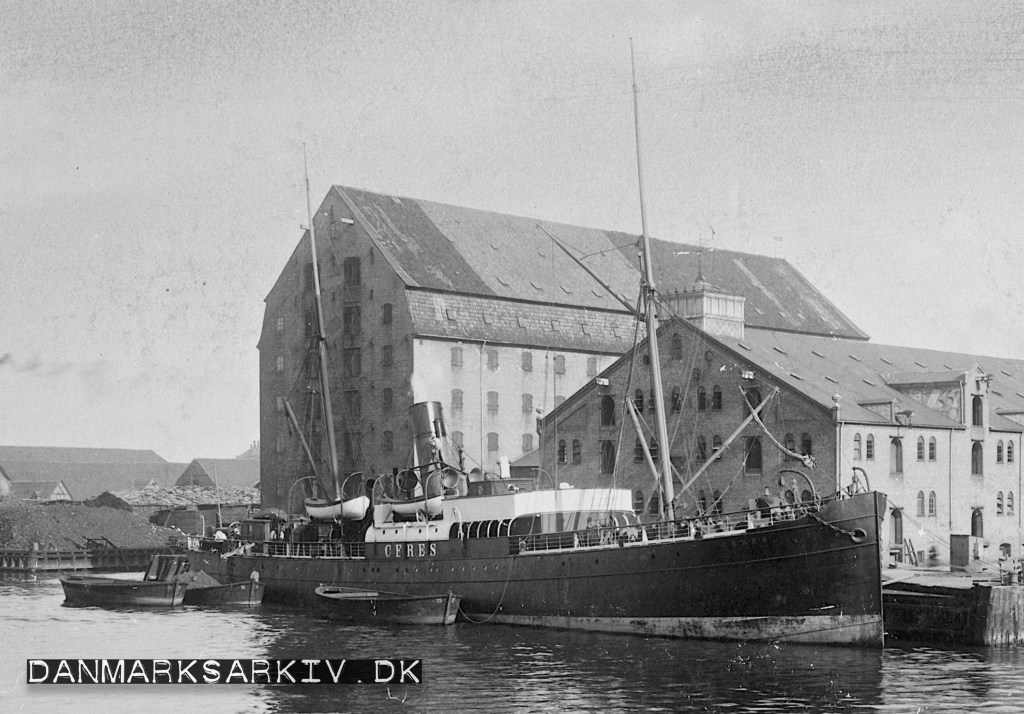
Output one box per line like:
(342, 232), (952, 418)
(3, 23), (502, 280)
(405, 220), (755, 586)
(0, 501), (180, 550)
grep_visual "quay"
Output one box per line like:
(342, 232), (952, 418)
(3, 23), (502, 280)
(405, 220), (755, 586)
(883, 569), (1024, 646)
(0, 546), (176, 573)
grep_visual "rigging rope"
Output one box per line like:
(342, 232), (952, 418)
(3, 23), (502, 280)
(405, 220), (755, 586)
(742, 390), (815, 469)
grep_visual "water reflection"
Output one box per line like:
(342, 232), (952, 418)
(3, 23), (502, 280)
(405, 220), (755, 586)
(3, 577), (1024, 713)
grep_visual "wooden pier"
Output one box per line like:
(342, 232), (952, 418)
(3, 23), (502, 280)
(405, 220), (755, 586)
(0, 546), (176, 573)
(884, 573), (1024, 646)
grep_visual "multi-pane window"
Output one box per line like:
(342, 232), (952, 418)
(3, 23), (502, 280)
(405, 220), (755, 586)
(487, 391), (499, 414)
(634, 390), (645, 413)
(671, 387), (682, 412)
(1009, 492), (1015, 516)
(649, 438), (659, 462)
(972, 442), (984, 475)
(917, 491), (925, 517)
(853, 434), (862, 460)
(697, 387), (707, 410)
(276, 316), (285, 332)
(917, 437), (925, 462)
(928, 491), (937, 517)
(1010, 442), (1016, 463)
(276, 356), (285, 373)
(634, 438), (645, 463)
(866, 434), (875, 460)
(696, 436), (707, 462)
(929, 437), (937, 461)
(558, 439), (568, 464)
(712, 386), (722, 410)
(671, 333), (683, 360)
(998, 491), (1005, 516)
(997, 440), (1004, 463)
(712, 435), (723, 459)
(572, 439), (581, 463)
(275, 436), (285, 453)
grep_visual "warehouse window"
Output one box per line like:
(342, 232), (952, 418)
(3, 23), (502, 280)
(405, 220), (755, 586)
(929, 437), (937, 461)
(522, 351), (533, 371)
(972, 442), (983, 476)
(554, 355), (565, 374)
(522, 393), (533, 413)
(600, 395), (616, 426)
(451, 347), (463, 368)
(451, 389), (463, 412)
(572, 439), (581, 464)
(853, 433), (862, 461)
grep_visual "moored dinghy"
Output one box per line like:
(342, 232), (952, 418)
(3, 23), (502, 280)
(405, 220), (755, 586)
(316, 585), (460, 625)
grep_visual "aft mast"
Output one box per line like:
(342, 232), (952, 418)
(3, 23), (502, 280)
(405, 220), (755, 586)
(304, 146), (343, 502)
(630, 40), (674, 521)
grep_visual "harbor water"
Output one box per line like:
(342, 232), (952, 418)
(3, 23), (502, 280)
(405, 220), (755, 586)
(4, 576), (1024, 713)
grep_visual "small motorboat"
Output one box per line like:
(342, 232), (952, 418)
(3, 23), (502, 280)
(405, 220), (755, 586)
(61, 554), (264, 608)
(315, 585), (460, 625)
(60, 555), (192, 607)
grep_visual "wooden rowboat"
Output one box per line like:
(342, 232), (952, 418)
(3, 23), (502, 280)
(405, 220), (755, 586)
(315, 586), (460, 625)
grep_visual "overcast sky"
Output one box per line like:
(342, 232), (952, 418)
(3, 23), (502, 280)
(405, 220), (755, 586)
(2, 1), (1022, 463)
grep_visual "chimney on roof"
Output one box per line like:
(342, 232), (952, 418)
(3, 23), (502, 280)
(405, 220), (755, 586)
(667, 283), (745, 340)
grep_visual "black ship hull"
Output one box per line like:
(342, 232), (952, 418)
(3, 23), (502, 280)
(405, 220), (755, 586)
(191, 491), (885, 646)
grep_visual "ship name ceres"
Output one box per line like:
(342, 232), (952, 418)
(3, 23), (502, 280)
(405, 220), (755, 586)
(383, 543), (437, 558)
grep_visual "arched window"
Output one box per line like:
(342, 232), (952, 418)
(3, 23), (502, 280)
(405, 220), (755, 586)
(1009, 492), (1015, 516)
(697, 386), (707, 410)
(634, 389), (645, 413)
(853, 434), (862, 461)
(972, 395), (983, 426)
(917, 491), (925, 517)
(745, 437), (762, 473)
(1009, 442), (1016, 463)
(572, 439), (581, 464)
(712, 435), (723, 460)
(696, 436), (707, 462)
(633, 490), (644, 514)
(801, 489), (813, 503)
(634, 438), (645, 463)
(972, 442), (983, 475)
(711, 489), (723, 515)
(784, 490), (795, 504)
(1001, 543), (1012, 559)
(672, 333), (683, 360)
(997, 491), (1005, 515)
(917, 437), (925, 462)
(649, 437), (659, 462)
(784, 433), (796, 457)
(600, 441), (616, 475)
(649, 491), (661, 517)
(600, 395), (616, 426)
(743, 388), (762, 416)
(972, 508), (984, 538)
(557, 439), (567, 464)
(891, 508), (903, 546)
(997, 440), (1004, 463)
(801, 433), (813, 456)
(928, 491), (936, 517)
(671, 387), (682, 412)
(866, 434), (875, 461)
(890, 438), (903, 475)
(929, 437), (937, 461)
(712, 385), (722, 410)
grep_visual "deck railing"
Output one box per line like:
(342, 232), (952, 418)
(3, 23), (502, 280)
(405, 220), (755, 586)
(512, 498), (833, 556)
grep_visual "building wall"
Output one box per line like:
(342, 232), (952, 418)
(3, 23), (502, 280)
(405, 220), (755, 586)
(412, 338), (615, 473)
(539, 321), (838, 519)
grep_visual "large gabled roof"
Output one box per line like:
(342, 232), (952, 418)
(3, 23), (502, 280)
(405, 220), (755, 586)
(0, 446), (167, 464)
(330, 187), (865, 341)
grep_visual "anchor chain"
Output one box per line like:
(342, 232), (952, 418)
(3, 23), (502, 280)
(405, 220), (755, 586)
(807, 510), (863, 541)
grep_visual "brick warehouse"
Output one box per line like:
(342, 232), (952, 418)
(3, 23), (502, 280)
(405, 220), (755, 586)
(539, 279), (1024, 568)
(258, 187), (860, 510)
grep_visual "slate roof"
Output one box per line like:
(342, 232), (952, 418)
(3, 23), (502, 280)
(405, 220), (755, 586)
(543, 314), (1024, 434)
(625, 242), (869, 340)
(0, 460), (187, 501)
(333, 186), (867, 341)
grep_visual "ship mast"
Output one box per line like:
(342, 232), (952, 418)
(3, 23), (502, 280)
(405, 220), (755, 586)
(630, 40), (675, 521)
(304, 146), (343, 502)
